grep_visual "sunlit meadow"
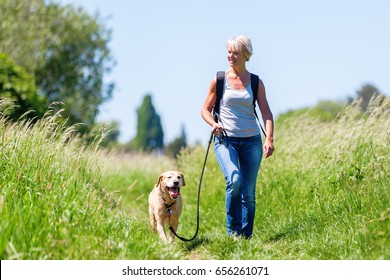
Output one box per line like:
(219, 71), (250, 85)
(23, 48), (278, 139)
(0, 97), (389, 259)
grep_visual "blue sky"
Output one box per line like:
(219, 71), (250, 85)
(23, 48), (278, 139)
(58, 0), (389, 145)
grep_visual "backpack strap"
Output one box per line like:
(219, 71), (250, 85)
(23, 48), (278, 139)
(213, 71), (225, 121)
(250, 73), (260, 120)
(250, 73), (267, 137)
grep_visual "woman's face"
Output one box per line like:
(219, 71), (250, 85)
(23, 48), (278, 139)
(227, 46), (246, 68)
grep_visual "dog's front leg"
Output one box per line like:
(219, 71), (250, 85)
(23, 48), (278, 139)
(156, 222), (168, 243)
(169, 219), (179, 243)
(149, 207), (157, 232)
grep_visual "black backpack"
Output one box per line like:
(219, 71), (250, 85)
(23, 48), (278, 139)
(213, 71), (266, 136)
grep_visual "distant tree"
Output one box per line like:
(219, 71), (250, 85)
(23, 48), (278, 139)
(165, 125), (187, 158)
(0, 53), (47, 121)
(348, 84), (380, 112)
(131, 94), (164, 152)
(0, 0), (115, 134)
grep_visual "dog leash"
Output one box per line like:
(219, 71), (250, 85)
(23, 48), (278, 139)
(168, 129), (214, 242)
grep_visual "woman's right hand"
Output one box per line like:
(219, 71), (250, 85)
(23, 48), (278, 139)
(212, 122), (224, 136)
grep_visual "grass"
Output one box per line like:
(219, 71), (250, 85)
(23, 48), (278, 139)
(0, 97), (389, 259)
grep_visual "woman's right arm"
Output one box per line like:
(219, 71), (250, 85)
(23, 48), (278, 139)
(201, 79), (223, 134)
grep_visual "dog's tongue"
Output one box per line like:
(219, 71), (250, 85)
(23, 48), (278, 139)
(169, 187), (179, 198)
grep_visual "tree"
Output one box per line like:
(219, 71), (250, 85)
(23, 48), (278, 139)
(0, 53), (47, 121)
(165, 125), (187, 158)
(131, 94), (164, 152)
(348, 84), (380, 112)
(0, 0), (115, 134)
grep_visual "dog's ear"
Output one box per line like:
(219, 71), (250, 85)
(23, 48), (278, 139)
(156, 174), (164, 187)
(179, 172), (186, 186)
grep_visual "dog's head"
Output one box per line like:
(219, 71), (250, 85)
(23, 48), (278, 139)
(157, 171), (185, 199)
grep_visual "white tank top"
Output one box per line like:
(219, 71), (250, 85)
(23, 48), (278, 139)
(219, 76), (260, 137)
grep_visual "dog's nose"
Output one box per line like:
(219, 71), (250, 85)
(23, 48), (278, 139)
(174, 181), (179, 186)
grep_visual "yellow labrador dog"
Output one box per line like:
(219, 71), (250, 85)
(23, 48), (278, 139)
(148, 171), (185, 243)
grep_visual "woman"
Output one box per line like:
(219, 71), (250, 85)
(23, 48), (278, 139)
(201, 35), (274, 239)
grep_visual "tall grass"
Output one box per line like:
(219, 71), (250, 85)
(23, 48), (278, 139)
(176, 97), (389, 259)
(250, 97), (390, 259)
(0, 107), (181, 259)
(0, 97), (389, 259)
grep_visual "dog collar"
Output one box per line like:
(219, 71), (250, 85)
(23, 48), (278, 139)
(160, 195), (176, 218)
(160, 195), (176, 208)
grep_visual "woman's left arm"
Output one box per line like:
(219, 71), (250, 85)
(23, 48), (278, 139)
(256, 79), (275, 158)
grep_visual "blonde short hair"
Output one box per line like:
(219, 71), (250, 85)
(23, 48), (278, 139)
(226, 35), (253, 61)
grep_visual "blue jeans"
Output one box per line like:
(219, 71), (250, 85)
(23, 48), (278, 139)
(214, 134), (263, 238)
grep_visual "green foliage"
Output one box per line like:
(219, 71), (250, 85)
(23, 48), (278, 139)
(0, 53), (47, 121)
(0, 0), (48, 73)
(165, 125), (188, 158)
(255, 96), (389, 259)
(309, 100), (345, 121)
(89, 120), (120, 148)
(277, 99), (345, 123)
(0, 0), (114, 134)
(131, 94), (164, 152)
(0, 107), (179, 259)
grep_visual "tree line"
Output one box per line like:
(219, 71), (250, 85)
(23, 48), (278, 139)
(0, 0), (187, 157)
(0, 0), (114, 134)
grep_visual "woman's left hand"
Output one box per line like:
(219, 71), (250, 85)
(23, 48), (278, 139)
(263, 139), (274, 158)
